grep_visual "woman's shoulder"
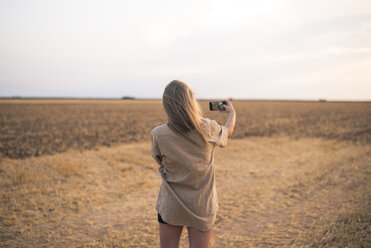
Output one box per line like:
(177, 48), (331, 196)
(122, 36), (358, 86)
(201, 117), (228, 147)
(150, 124), (170, 137)
(201, 117), (219, 130)
(200, 117), (223, 136)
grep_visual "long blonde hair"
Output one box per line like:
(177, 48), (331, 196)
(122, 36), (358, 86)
(163, 80), (208, 144)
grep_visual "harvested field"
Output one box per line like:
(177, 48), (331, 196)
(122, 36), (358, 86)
(0, 99), (370, 247)
(0, 99), (370, 158)
(0, 137), (370, 247)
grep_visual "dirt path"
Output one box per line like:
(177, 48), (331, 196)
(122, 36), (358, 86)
(1, 137), (370, 247)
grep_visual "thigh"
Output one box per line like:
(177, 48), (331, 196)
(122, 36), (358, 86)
(187, 226), (212, 248)
(159, 223), (183, 248)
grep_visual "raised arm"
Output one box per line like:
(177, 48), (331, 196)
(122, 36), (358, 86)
(220, 100), (236, 138)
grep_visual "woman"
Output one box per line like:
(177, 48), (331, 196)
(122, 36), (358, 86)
(150, 80), (236, 248)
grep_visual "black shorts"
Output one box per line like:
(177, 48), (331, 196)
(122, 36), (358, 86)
(158, 213), (168, 224)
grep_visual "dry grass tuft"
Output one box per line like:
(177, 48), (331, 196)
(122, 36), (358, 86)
(295, 195), (370, 247)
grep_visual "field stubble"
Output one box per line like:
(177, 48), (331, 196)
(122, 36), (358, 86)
(0, 99), (370, 158)
(0, 99), (370, 247)
(0, 137), (369, 247)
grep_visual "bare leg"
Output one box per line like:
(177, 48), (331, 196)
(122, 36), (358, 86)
(159, 223), (184, 248)
(187, 226), (212, 248)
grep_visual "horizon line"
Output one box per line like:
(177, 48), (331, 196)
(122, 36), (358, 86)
(0, 96), (370, 103)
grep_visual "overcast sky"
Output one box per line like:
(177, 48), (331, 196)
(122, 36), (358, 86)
(0, 0), (370, 100)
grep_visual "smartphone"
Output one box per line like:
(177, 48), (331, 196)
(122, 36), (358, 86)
(209, 101), (227, 111)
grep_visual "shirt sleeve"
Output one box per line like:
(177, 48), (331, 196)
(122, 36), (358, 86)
(150, 130), (163, 165)
(207, 119), (228, 148)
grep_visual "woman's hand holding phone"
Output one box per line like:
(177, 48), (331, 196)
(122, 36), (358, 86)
(208, 99), (236, 137)
(219, 100), (235, 114)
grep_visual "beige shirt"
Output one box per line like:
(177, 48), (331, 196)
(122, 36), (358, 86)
(150, 117), (228, 231)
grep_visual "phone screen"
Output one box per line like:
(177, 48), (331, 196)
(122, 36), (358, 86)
(209, 101), (226, 111)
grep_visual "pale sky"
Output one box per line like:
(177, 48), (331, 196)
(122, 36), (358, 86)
(0, 0), (370, 100)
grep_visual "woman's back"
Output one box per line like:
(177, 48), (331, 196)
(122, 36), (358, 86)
(151, 117), (228, 231)
(151, 118), (227, 187)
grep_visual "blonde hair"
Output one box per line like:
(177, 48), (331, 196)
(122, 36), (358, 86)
(163, 80), (208, 144)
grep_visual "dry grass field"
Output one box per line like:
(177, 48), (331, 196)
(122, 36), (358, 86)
(0, 99), (370, 158)
(0, 99), (370, 247)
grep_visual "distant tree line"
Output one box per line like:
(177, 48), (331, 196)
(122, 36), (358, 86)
(122, 96), (136, 100)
